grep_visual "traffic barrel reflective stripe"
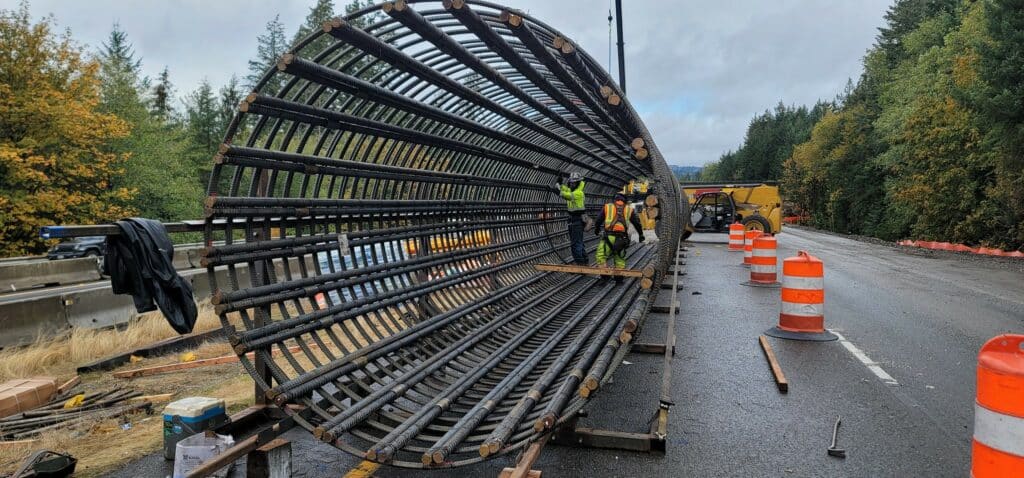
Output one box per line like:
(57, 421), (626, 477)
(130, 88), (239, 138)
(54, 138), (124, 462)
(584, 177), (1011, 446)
(728, 223), (744, 251)
(765, 250), (836, 342)
(742, 230), (763, 266)
(749, 235), (778, 284)
(972, 334), (1024, 477)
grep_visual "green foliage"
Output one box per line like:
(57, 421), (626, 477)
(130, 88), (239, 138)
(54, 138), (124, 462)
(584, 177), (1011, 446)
(702, 102), (829, 181)
(292, 0), (336, 56)
(246, 14), (288, 94)
(0, 4), (135, 255)
(780, 0), (1022, 250)
(97, 25), (201, 221)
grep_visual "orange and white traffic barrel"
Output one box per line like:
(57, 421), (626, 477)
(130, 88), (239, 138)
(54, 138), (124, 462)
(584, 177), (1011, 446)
(742, 230), (763, 266)
(765, 251), (836, 341)
(971, 334), (1024, 477)
(743, 235), (780, 287)
(728, 223), (744, 251)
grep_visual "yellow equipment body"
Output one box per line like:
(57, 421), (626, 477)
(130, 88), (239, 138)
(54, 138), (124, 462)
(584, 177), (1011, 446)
(682, 182), (782, 235)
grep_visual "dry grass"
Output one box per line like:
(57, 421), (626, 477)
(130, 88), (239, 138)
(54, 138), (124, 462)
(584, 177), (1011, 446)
(0, 372), (254, 477)
(0, 339), (254, 477)
(0, 303), (221, 383)
(0, 301), (407, 477)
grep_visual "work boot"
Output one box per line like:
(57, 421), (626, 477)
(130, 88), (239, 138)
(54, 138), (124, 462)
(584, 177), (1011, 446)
(615, 276), (624, 284)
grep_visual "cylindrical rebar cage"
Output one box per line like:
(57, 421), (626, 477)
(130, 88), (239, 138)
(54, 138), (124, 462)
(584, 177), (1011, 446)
(203, 0), (681, 468)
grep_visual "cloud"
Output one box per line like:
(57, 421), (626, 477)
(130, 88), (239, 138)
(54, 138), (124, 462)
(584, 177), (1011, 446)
(23, 0), (891, 167)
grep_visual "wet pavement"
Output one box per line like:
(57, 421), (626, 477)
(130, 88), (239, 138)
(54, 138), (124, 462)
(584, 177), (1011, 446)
(106, 228), (1024, 477)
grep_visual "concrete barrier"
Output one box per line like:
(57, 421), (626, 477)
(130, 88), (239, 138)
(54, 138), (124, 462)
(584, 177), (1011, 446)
(0, 262), (259, 348)
(62, 286), (138, 330)
(0, 295), (71, 347)
(0, 257), (101, 291)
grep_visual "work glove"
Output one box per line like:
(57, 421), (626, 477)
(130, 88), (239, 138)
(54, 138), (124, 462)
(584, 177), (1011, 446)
(639, 233), (646, 243)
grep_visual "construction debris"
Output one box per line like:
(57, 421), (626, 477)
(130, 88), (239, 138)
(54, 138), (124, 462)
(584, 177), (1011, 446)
(758, 335), (789, 393)
(0, 378), (59, 419)
(0, 385), (152, 440)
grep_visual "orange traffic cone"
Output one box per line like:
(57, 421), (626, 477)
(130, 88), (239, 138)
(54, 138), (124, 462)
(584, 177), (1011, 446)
(728, 223), (744, 251)
(765, 251), (836, 341)
(742, 235), (780, 287)
(742, 230), (763, 267)
(971, 334), (1024, 477)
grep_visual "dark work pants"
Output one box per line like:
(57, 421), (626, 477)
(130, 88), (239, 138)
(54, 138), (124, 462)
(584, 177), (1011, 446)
(567, 213), (586, 265)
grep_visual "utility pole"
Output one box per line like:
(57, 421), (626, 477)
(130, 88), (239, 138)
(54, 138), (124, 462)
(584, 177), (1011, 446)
(615, 0), (626, 95)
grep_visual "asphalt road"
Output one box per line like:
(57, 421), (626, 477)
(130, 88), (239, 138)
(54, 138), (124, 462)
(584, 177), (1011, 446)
(105, 227), (1024, 477)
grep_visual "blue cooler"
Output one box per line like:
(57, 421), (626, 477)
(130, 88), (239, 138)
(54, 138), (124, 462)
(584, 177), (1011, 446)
(163, 397), (228, 460)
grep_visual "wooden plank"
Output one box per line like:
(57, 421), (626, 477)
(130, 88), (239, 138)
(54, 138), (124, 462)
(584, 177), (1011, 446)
(758, 335), (789, 393)
(76, 329), (224, 373)
(186, 434), (259, 478)
(534, 263), (645, 278)
(113, 345), (305, 379)
(129, 393), (174, 403)
(57, 376), (80, 394)
(650, 302), (680, 314)
(499, 439), (545, 478)
(498, 469), (541, 478)
(630, 343), (666, 354)
(553, 427), (654, 452)
(246, 438), (291, 478)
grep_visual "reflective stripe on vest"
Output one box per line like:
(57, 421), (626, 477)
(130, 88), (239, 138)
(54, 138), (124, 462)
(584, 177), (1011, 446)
(604, 202), (632, 232)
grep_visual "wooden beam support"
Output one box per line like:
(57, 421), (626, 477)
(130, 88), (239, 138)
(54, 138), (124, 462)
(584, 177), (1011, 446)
(758, 335), (789, 393)
(534, 263), (654, 278)
(551, 426), (656, 452)
(113, 344), (309, 379)
(650, 301), (680, 314)
(498, 439), (546, 478)
(630, 343), (667, 354)
(246, 438), (292, 478)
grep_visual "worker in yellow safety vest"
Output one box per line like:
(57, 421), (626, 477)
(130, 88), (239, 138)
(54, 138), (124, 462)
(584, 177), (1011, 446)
(557, 172), (588, 265)
(595, 193), (644, 280)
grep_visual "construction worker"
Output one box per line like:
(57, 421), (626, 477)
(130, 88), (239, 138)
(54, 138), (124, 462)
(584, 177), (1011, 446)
(558, 172), (588, 265)
(595, 193), (644, 280)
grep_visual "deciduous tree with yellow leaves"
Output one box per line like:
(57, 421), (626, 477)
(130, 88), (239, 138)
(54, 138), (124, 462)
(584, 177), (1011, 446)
(0, 5), (136, 256)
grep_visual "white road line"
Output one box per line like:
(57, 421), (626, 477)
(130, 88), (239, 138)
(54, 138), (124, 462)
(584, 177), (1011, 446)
(830, 330), (899, 386)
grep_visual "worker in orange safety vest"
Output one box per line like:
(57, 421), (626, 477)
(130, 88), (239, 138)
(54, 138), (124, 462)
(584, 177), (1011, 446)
(594, 193), (644, 281)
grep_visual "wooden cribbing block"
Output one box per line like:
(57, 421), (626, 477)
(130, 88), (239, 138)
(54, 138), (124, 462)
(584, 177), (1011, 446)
(534, 263), (654, 278)
(246, 438), (292, 478)
(650, 302), (680, 314)
(758, 335), (789, 393)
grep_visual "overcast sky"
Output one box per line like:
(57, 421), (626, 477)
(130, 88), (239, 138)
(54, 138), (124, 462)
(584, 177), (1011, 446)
(24, 0), (891, 167)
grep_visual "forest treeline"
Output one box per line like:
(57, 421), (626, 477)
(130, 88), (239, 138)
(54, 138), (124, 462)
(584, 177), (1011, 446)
(0, 0), (370, 256)
(701, 0), (1023, 250)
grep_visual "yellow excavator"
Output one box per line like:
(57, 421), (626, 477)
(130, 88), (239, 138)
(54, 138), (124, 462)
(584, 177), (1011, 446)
(681, 182), (782, 239)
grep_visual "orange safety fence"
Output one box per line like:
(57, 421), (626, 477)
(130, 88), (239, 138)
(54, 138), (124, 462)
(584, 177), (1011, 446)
(897, 240), (1024, 259)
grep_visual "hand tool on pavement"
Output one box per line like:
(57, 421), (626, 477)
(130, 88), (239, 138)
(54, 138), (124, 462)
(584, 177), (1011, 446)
(827, 415), (846, 458)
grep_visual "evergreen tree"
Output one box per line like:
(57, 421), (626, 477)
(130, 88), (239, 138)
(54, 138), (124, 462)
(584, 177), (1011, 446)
(217, 74), (243, 139)
(98, 25), (200, 221)
(184, 79), (221, 187)
(150, 66), (174, 119)
(246, 14), (288, 93)
(292, 0), (335, 55)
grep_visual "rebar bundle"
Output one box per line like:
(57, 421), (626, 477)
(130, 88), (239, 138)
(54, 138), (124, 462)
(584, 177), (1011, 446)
(204, 0), (682, 468)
